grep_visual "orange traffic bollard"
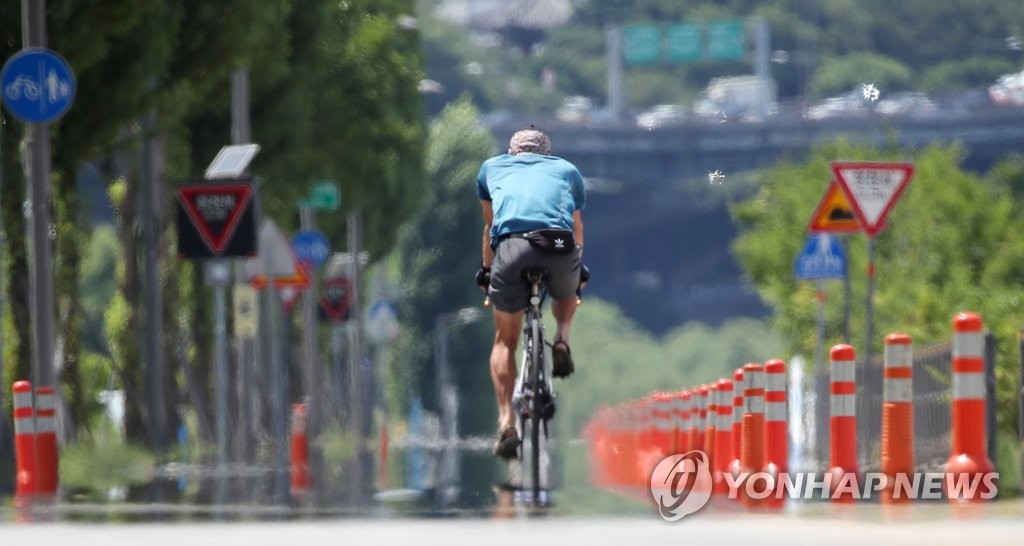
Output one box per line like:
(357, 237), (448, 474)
(703, 383), (718, 468)
(290, 403), (311, 496)
(945, 312), (995, 502)
(12, 380), (36, 498)
(829, 344), (859, 503)
(763, 360), (787, 507)
(728, 367), (744, 482)
(675, 389), (692, 455)
(881, 333), (914, 504)
(690, 385), (709, 452)
(713, 378), (734, 495)
(740, 363), (765, 507)
(763, 361), (787, 468)
(34, 386), (58, 496)
(652, 391), (675, 457)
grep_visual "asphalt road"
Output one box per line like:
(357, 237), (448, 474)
(1, 500), (1022, 545)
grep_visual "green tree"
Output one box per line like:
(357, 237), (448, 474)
(389, 98), (496, 422)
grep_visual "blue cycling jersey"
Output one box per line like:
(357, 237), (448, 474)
(476, 153), (586, 244)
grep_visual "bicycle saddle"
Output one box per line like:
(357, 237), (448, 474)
(520, 267), (550, 282)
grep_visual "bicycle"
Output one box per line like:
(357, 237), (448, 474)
(482, 264), (587, 508)
(510, 267), (558, 508)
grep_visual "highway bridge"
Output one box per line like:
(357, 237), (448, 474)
(490, 107), (1024, 184)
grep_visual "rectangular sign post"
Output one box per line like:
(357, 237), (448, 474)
(830, 161), (916, 366)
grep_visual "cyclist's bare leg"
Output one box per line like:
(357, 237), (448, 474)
(551, 297), (577, 344)
(490, 307), (524, 430)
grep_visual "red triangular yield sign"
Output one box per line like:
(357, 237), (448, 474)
(177, 183), (254, 254)
(829, 161), (915, 237)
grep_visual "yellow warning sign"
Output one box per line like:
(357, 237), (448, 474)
(808, 179), (862, 233)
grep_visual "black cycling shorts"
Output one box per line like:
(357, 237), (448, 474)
(488, 237), (582, 313)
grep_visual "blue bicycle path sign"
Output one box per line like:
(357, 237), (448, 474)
(292, 229), (330, 268)
(1, 48), (76, 124)
(795, 233), (846, 280)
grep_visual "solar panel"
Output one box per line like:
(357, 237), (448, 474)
(204, 143), (260, 179)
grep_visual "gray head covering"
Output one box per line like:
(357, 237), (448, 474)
(509, 127), (551, 155)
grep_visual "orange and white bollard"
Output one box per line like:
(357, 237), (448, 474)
(34, 386), (58, 496)
(703, 383), (718, 467)
(12, 381), (36, 498)
(728, 367), (744, 481)
(690, 385), (708, 452)
(652, 391), (675, 457)
(763, 360), (787, 506)
(675, 389), (692, 455)
(945, 312), (995, 502)
(713, 378), (734, 494)
(740, 363), (765, 506)
(881, 333), (914, 504)
(764, 360), (787, 476)
(290, 403), (311, 496)
(829, 344), (859, 503)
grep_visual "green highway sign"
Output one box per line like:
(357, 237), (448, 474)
(303, 180), (340, 210)
(667, 24), (702, 62)
(705, 20), (746, 60)
(623, 25), (662, 65)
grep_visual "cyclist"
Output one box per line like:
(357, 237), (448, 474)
(475, 127), (586, 459)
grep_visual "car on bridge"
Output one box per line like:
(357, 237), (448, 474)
(635, 104), (688, 130)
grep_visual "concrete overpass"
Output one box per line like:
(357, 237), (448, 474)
(489, 108), (1024, 185)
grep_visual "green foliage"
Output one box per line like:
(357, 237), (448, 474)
(811, 53), (913, 98)
(317, 425), (359, 475)
(424, 0), (1024, 106)
(79, 226), (120, 355)
(238, 0), (427, 259)
(388, 98), (497, 418)
(60, 423), (156, 493)
(730, 141), (1024, 435)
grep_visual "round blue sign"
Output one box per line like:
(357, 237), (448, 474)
(1, 48), (76, 124)
(292, 230), (330, 268)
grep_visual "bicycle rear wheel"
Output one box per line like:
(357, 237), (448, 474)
(529, 313), (543, 505)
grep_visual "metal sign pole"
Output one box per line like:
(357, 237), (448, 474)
(298, 207), (323, 502)
(21, 0), (57, 392)
(210, 262), (230, 506)
(865, 236), (876, 367)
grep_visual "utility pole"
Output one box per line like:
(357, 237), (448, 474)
(606, 24), (625, 123)
(229, 68), (257, 495)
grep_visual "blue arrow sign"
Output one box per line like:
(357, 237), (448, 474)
(1, 48), (76, 124)
(292, 230), (330, 268)
(795, 233), (846, 280)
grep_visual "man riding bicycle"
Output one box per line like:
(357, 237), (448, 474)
(475, 127), (587, 459)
